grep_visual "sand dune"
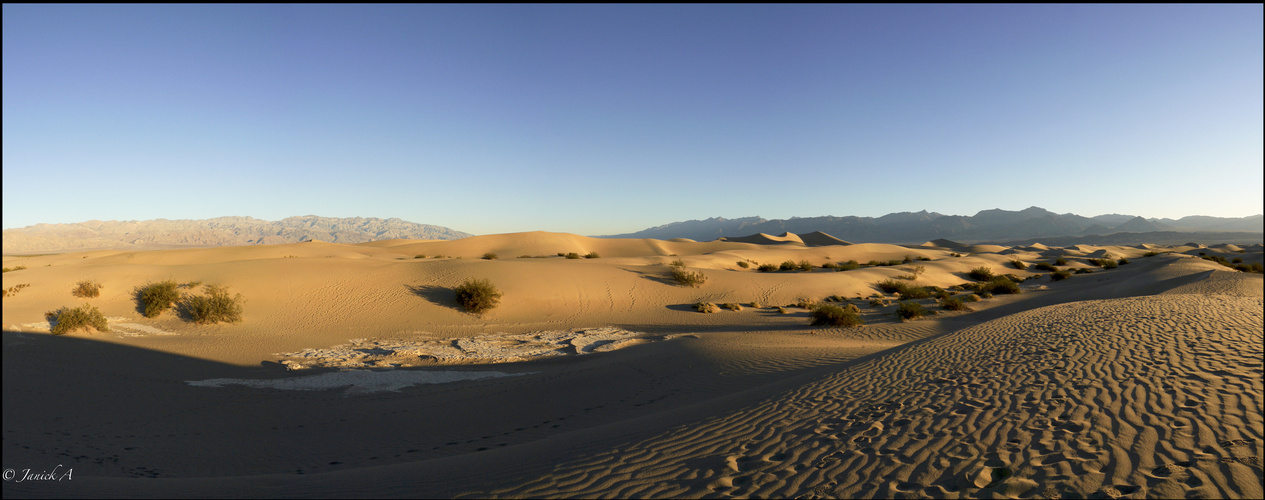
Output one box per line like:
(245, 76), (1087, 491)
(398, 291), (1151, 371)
(2, 232), (1261, 498)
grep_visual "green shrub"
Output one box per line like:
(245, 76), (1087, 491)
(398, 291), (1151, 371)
(821, 262), (839, 269)
(45, 304), (110, 335)
(182, 285), (245, 324)
(1101, 258), (1118, 269)
(749, 301), (763, 308)
(669, 261), (707, 287)
(968, 266), (994, 281)
(137, 281), (182, 318)
(737, 261), (751, 269)
(1117, 257), (1130, 265)
(2, 266), (27, 273)
(453, 278), (502, 315)
(940, 296), (970, 311)
(838, 260), (861, 271)
(1033, 262), (1057, 272)
(797, 260), (814, 272)
(694, 302), (718, 313)
(985, 277), (1021, 295)
(584, 252), (600, 259)
(895, 302), (925, 321)
(810, 304), (864, 327)
(757, 263), (778, 272)
(72, 280), (102, 298)
(564, 252), (582, 259)
(964, 293), (981, 302)
(869, 298), (886, 307)
(720, 302), (743, 311)
(1010, 259), (1026, 270)
(1074, 268), (1093, 274)
(481, 252), (498, 260)
(776, 306), (789, 314)
(898, 286), (932, 300)
(1051, 270), (1072, 281)
(1054, 258), (1068, 265)
(779, 260), (797, 271)
(414, 254), (426, 259)
(794, 297), (816, 309)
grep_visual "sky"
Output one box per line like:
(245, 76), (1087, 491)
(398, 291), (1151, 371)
(4, 4), (1262, 236)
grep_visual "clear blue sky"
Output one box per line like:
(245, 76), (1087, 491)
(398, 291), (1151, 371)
(4, 4), (1262, 235)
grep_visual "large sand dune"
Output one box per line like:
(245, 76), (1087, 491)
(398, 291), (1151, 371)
(2, 232), (1261, 498)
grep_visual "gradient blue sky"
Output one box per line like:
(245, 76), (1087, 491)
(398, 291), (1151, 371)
(4, 4), (1262, 235)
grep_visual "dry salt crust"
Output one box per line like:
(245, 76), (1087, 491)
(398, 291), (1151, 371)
(11, 317), (177, 337)
(187, 369), (531, 395)
(274, 326), (674, 370)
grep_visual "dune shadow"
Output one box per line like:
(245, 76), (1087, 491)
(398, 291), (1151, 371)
(624, 267), (679, 286)
(406, 284), (458, 310)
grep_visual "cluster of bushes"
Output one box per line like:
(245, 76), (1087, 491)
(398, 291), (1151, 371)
(1033, 262), (1058, 272)
(940, 296), (970, 311)
(454, 278), (502, 314)
(693, 301), (718, 313)
(874, 279), (935, 300)
(1086, 257), (1117, 269)
(1051, 270), (1073, 281)
(135, 280), (244, 324)
(2, 265), (27, 273)
(967, 266), (995, 281)
(1202, 255), (1264, 273)
(895, 302), (926, 320)
(1009, 259), (1027, 270)
(959, 276), (1022, 295)
(669, 260), (707, 287)
(3, 283), (31, 298)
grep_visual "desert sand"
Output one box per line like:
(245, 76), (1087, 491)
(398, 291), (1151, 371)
(2, 232), (1261, 498)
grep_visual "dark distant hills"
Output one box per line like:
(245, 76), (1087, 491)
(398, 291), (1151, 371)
(2, 216), (472, 254)
(600, 207), (1263, 245)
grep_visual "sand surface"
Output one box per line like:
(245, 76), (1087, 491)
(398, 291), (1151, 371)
(3, 233), (1261, 498)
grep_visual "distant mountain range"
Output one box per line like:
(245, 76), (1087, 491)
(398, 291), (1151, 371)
(600, 207), (1263, 244)
(2, 216), (472, 254)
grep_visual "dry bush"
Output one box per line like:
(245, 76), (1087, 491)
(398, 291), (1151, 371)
(182, 285), (245, 324)
(810, 304), (864, 327)
(968, 266), (995, 281)
(72, 280), (102, 298)
(895, 302), (926, 321)
(136, 281), (182, 318)
(720, 302), (743, 311)
(669, 261), (707, 287)
(693, 302), (718, 313)
(481, 252), (498, 260)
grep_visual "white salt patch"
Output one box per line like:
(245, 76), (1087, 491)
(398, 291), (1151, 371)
(187, 369), (532, 395)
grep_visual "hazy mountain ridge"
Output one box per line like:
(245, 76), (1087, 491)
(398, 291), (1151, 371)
(2, 216), (472, 254)
(601, 207), (1262, 244)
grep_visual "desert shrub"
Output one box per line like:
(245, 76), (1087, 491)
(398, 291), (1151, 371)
(821, 262), (839, 270)
(72, 280), (102, 298)
(794, 297), (816, 309)
(895, 302), (925, 321)
(984, 277), (1021, 295)
(1051, 270), (1072, 281)
(1010, 259), (1027, 270)
(779, 260), (797, 271)
(182, 285), (245, 324)
(737, 261), (751, 269)
(940, 296), (970, 311)
(964, 293), (981, 302)
(3, 283), (31, 298)
(584, 252), (600, 259)
(776, 306), (789, 314)
(968, 266), (994, 281)
(694, 302), (718, 313)
(949, 253), (962, 257)
(669, 262), (707, 287)
(1033, 262), (1057, 272)
(137, 280), (182, 318)
(876, 279), (904, 294)
(45, 304), (110, 335)
(757, 263), (778, 272)
(869, 298), (886, 307)
(838, 260), (861, 271)
(902, 255), (913, 264)
(909, 264), (926, 278)
(564, 252), (582, 259)
(1074, 268), (1093, 274)
(810, 304), (864, 327)
(1117, 257), (1130, 265)
(1232, 257), (1243, 264)
(1054, 257), (1068, 265)
(720, 302), (743, 311)
(1143, 251), (1159, 257)
(452, 278), (502, 314)
(1237, 263), (1264, 273)
(898, 286), (932, 300)
(797, 260), (814, 272)
(1101, 258), (1118, 269)
(481, 252), (498, 260)
(884, 260), (903, 266)
(749, 301), (763, 308)
(1199, 252), (1206, 256)
(980, 292), (993, 298)
(865, 260), (881, 267)
(827, 294), (846, 302)
(2, 266), (27, 273)
(414, 254), (426, 259)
